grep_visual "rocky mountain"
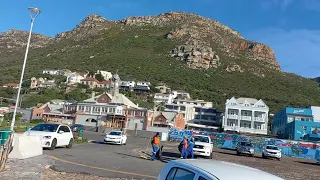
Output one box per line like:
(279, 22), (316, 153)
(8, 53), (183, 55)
(1, 11), (320, 112)
(0, 29), (53, 53)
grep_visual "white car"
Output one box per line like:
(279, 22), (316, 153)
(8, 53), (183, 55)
(262, 145), (282, 160)
(104, 130), (127, 145)
(157, 159), (284, 180)
(24, 123), (73, 150)
(192, 135), (213, 158)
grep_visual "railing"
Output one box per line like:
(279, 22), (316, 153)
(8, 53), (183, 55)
(241, 116), (252, 121)
(0, 133), (13, 171)
(227, 114), (238, 119)
(254, 117), (265, 122)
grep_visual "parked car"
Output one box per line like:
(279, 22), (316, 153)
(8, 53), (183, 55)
(192, 135), (213, 159)
(70, 124), (85, 132)
(104, 130), (127, 145)
(24, 123), (73, 150)
(262, 145), (282, 160)
(157, 159), (284, 180)
(236, 141), (255, 157)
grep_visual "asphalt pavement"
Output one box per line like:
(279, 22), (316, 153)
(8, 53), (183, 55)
(44, 131), (166, 179)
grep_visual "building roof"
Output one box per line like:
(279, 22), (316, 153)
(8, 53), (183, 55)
(7, 83), (19, 87)
(83, 93), (113, 103)
(97, 80), (112, 85)
(153, 111), (177, 122)
(47, 104), (64, 113)
(236, 97), (259, 105)
(172, 159), (283, 180)
(110, 93), (138, 108)
(80, 77), (97, 82)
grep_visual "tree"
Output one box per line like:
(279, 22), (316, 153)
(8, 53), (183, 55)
(95, 73), (105, 82)
(65, 89), (89, 101)
(2, 112), (23, 126)
(77, 83), (90, 89)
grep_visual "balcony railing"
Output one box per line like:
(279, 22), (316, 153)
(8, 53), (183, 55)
(254, 117), (265, 122)
(227, 114), (238, 119)
(241, 116), (252, 121)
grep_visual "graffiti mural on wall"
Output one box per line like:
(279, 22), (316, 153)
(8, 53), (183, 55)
(168, 128), (320, 161)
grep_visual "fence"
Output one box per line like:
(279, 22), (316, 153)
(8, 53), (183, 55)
(168, 128), (320, 161)
(0, 133), (13, 171)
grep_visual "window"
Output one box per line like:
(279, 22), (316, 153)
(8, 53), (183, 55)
(166, 168), (195, 180)
(60, 126), (70, 132)
(180, 106), (186, 111)
(198, 176), (208, 180)
(195, 108), (201, 112)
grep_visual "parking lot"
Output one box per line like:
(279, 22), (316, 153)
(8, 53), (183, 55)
(44, 131), (319, 180)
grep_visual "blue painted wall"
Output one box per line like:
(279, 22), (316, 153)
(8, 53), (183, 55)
(168, 128), (320, 161)
(272, 107), (316, 140)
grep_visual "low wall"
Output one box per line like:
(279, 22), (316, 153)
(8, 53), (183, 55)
(168, 128), (320, 161)
(9, 134), (43, 159)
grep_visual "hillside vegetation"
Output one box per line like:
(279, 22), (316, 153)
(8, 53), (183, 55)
(1, 12), (320, 113)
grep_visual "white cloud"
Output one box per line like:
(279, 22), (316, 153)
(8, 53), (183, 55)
(245, 29), (320, 78)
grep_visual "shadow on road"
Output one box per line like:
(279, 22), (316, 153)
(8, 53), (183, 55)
(295, 161), (319, 166)
(116, 152), (144, 159)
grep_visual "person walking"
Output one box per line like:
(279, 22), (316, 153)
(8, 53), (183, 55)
(188, 137), (195, 159)
(180, 136), (189, 159)
(151, 132), (161, 161)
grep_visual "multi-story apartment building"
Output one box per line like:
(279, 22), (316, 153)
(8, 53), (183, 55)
(164, 99), (222, 130)
(223, 97), (269, 135)
(154, 93), (175, 104)
(272, 107), (320, 141)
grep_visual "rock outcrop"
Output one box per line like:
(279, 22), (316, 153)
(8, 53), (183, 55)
(0, 29), (53, 52)
(171, 40), (220, 69)
(55, 14), (113, 41)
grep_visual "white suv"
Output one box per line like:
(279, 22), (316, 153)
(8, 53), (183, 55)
(24, 123), (74, 150)
(193, 135), (213, 159)
(262, 145), (282, 160)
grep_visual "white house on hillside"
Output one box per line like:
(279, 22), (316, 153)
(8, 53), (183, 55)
(97, 70), (112, 80)
(224, 97), (269, 135)
(42, 69), (59, 75)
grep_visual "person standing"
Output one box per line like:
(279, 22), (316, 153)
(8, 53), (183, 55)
(188, 137), (195, 159)
(151, 132), (161, 161)
(180, 136), (189, 159)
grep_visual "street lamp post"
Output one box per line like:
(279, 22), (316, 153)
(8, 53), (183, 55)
(10, 7), (41, 131)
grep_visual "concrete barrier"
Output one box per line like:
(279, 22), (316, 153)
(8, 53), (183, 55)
(9, 134), (43, 159)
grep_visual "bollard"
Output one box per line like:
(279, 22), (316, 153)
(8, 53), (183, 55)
(79, 129), (83, 137)
(0, 130), (12, 146)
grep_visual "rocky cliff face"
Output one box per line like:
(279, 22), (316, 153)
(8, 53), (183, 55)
(0, 29), (53, 53)
(55, 14), (113, 41)
(120, 11), (281, 72)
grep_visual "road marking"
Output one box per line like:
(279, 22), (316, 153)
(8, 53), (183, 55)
(47, 155), (157, 179)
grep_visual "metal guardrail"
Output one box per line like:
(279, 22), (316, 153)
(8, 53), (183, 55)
(0, 133), (13, 171)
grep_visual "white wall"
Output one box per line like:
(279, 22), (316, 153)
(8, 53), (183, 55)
(311, 106), (320, 122)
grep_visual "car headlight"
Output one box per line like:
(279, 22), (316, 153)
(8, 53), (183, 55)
(204, 146), (210, 150)
(43, 136), (51, 139)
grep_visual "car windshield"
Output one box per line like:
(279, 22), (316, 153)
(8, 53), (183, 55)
(31, 124), (59, 132)
(266, 146), (279, 150)
(109, 131), (121, 136)
(240, 142), (253, 147)
(194, 136), (209, 143)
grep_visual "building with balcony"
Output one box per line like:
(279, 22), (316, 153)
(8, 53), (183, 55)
(272, 107), (320, 141)
(154, 93), (175, 104)
(147, 111), (185, 129)
(223, 97), (269, 135)
(164, 99), (222, 130)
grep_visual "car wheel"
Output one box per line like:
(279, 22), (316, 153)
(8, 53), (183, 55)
(236, 151), (240, 155)
(49, 138), (57, 150)
(207, 153), (213, 159)
(262, 154), (266, 159)
(277, 158), (281, 161)
(123, 140), (126, 145)
(66, 138), (73, 149)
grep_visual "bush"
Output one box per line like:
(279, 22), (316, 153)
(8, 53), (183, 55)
(30, 119), (45, 124)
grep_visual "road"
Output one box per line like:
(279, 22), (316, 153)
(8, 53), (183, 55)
(44, 131), (320, 180)
(44, 131), (165, 179)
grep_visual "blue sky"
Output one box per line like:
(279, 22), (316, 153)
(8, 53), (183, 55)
(1, 0), (319, 77)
